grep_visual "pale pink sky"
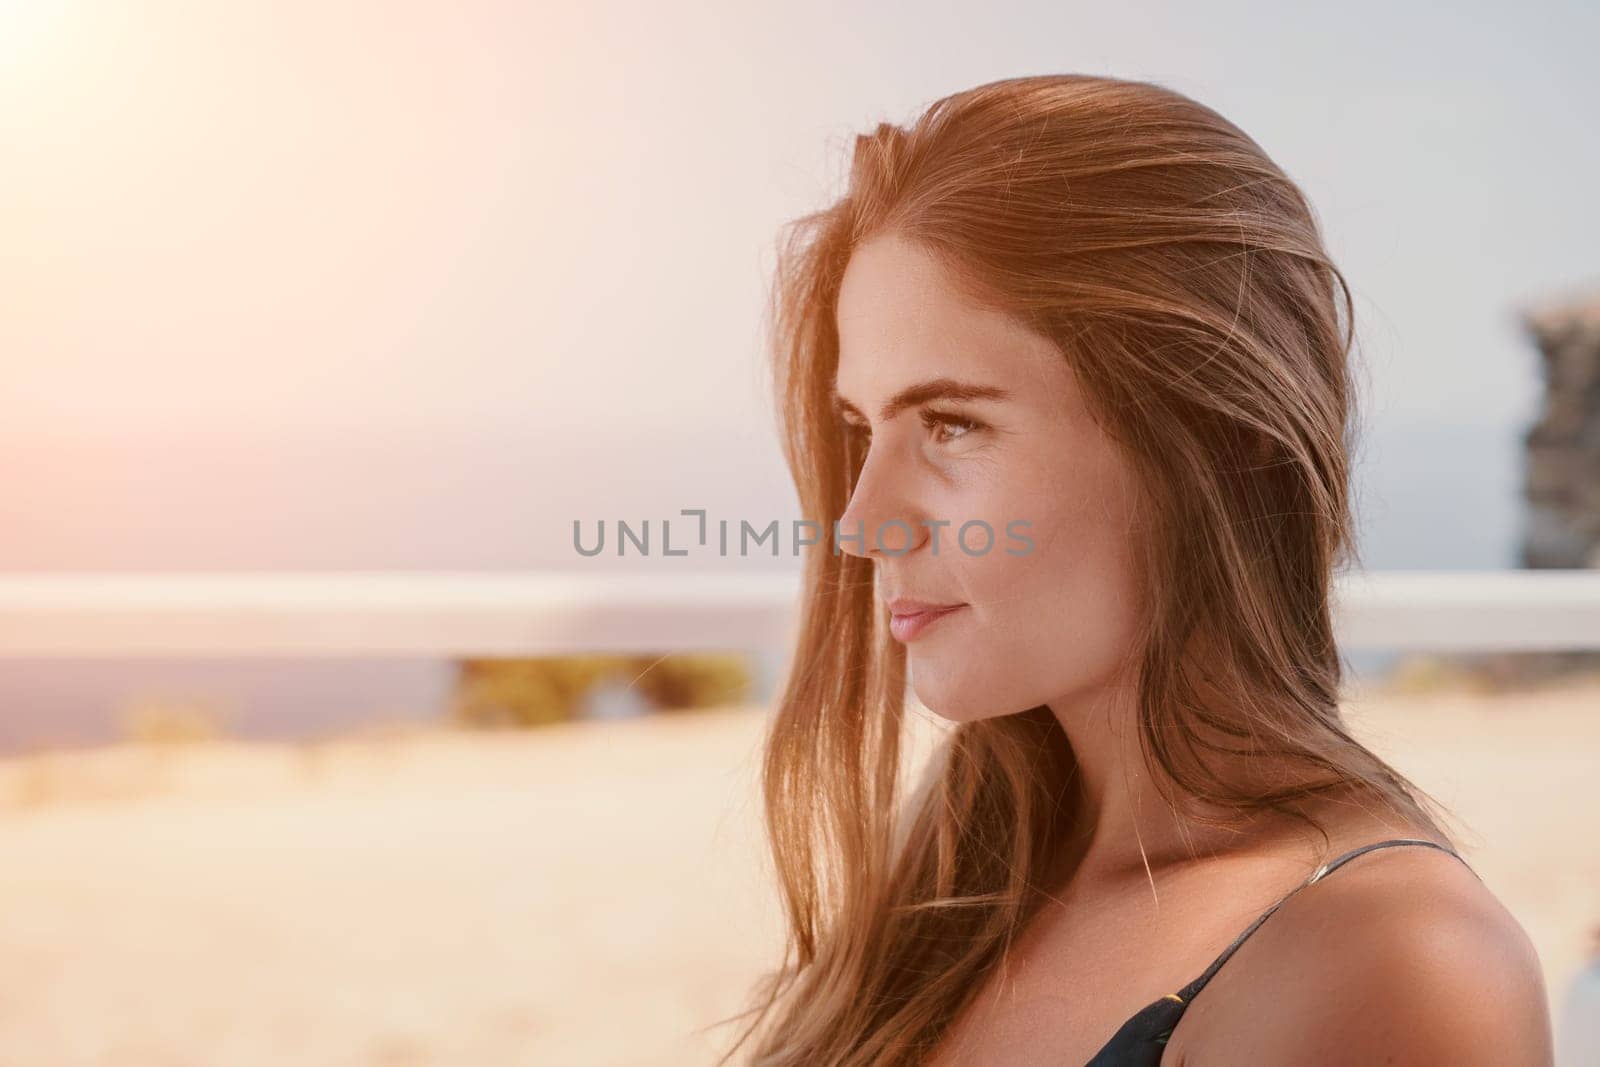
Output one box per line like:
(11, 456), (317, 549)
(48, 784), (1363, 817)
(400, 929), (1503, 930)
(0, 0), (1595, 570)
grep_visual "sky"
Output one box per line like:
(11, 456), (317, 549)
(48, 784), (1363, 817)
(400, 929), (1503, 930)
(0, 0), (1595, 744)
(1, 0), (1596, 573)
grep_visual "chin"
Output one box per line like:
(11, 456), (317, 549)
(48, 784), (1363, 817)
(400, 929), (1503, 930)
(908, 677), (1010, 724)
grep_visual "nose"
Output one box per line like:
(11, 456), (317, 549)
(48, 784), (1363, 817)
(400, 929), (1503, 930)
(835, 445), (930, 560)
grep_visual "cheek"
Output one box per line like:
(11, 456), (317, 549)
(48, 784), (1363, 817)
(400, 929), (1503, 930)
(1003, 521), (1143, 698)
(912, 479), (1144, 720)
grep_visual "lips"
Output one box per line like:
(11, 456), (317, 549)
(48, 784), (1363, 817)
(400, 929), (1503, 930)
(885, 598), (966, 643)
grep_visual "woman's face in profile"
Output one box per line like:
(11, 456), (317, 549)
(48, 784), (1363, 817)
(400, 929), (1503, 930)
(833, 233), (1147, 722)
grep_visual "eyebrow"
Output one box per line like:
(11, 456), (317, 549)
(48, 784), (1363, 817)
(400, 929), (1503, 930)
(830, 376), (1014, 423)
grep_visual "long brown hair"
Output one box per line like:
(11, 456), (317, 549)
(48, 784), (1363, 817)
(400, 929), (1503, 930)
(714, 73), (1458, 1065)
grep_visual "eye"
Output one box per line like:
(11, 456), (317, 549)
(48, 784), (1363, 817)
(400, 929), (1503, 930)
(920, 408), (985, 444)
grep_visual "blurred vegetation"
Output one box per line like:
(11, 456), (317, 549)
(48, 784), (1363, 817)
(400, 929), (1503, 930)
(1383, 650), (1600, 696)
(448, 652), (754, 729)
(117, 697), (227, 745)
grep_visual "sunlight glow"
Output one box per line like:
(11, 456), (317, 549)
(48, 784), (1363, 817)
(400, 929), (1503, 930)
(0, 0), (75, 78)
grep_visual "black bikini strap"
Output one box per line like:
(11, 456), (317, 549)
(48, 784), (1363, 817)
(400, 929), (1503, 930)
(1173, 837), (1475, 1002)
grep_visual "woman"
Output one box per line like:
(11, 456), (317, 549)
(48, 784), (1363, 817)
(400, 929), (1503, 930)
(718, 74), (1552, 1065)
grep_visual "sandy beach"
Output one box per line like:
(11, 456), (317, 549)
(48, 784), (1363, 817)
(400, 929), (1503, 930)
(1, 678), (1596, 1065)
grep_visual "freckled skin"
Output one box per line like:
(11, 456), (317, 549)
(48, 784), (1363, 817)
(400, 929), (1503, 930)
(834, 232), (1146, 725)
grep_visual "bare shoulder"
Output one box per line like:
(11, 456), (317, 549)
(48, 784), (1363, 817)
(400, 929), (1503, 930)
(1179, 843), (1554, 1066)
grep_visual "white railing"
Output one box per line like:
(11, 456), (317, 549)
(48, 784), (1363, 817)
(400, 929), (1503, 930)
(0, 570), (1597, 658)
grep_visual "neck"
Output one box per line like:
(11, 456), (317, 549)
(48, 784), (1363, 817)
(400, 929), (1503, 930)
(1045, 672), (1306, 890)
